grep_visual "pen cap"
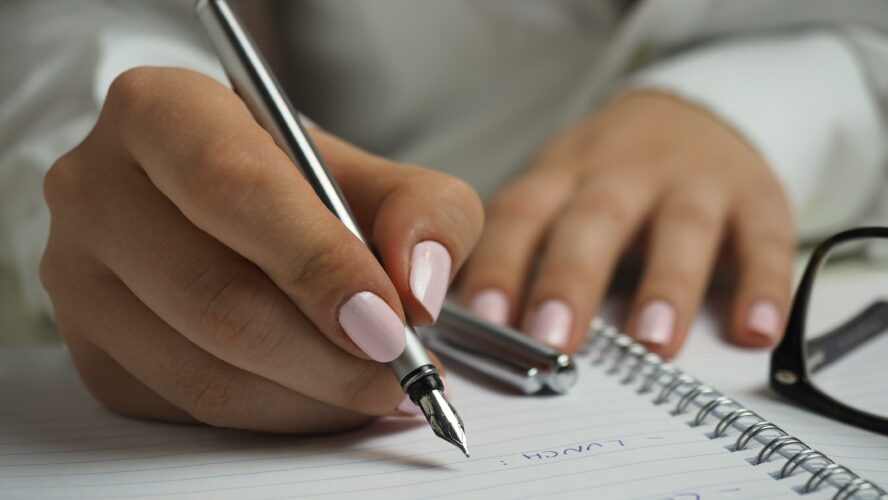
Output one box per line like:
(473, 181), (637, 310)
(422, 303), (577, 394)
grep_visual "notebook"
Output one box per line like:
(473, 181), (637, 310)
(1, 323), (885, 499)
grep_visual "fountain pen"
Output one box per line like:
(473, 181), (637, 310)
(194, 0), (468, 456)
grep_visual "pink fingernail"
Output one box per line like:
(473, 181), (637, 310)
(410, 241), (452, 322)
(529, 299), (572, 348)
(469, 289), (509, 325)
(636, 300), (675, 346)
(397, 395), (423, 416)
(747, 300), (781, 340)
(338, 292), (406, 362)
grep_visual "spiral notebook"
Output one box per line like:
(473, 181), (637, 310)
(1, 324), (886, 499)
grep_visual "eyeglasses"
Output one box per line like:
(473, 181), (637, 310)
(771, 227), (888, 436)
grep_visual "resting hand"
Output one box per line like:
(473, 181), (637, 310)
(460, 91), (794, 358)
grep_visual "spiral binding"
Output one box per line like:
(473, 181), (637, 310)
(586, 321), (887, 499)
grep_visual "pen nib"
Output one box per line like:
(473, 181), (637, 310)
(418, 389), (469, 457)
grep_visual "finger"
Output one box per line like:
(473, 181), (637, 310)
(48, 150), (410, 417)
(100, 67), (406, 362)
(59, 272), (377, 433)
(315, 131), (484, 325)
(60, 330), (193, 424)
(729, 186), (795, 347)
(625, 180), (730, 358)
(459, 168), (576, 326)
(523, 170), (657, 352)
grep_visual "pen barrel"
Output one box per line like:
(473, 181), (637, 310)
(422, 303), (577, 394)
(196, 0), (440, 395)
(391, 325), (439, 389)
(194, 0), (365, 241)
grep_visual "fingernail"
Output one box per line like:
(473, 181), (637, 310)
(469, 289), (509, 325)
(338, 292), (406, 362)
(747, 300), (781, 340)
(410, 241), (452, 322)
(529, 299), (573, 348)
(636, 300), (675, 346)
(397, 395), (423, 416)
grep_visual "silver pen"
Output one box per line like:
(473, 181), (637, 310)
(194, 0), (467, 456)
(425, 303), (578, 395)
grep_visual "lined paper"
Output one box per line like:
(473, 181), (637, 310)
(673, 310), (888, 492)
(0, 344), (842, 500)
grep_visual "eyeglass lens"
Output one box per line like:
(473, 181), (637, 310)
(804, 237), (888, 419)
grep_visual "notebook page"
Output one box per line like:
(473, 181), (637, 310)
(0, 345), (820, 499)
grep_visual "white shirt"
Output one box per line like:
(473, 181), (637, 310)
(0, 0), (886, 334)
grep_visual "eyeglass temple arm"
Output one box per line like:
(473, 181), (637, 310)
(806, 300), (888, 373)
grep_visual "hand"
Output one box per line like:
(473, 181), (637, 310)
(40, 67), (483, 433)
(460, 91), (794, 358)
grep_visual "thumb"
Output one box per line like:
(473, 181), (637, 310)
(312, 130), (485, 325)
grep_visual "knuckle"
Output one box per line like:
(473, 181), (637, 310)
(738, 174), (782, 200)
(746, 255), (793, 286)
(41, 156), (91, 297)
(541, 258), (600, 289)
(757, 229), (795, 256)
(191, 263), (275, 355)
(339, 363), (401, 414)
(175, 359), (240, 427)
(435, 175), (484, 229)
(66, 343), (130, 417)
(105, 67), (159, 120)
(285, 233), (356, 289)
(80, 375), (128, 416)
(660, 197), (720, 235)
(399, 172), (484, 249)
(38, 248), (60, 297)
(180, 134), (266, 217)
(69, 353), (101, 393)
(43, 153), (84, 215)
(644, 266), (699, 297)
(435, 174), (480, 206)
(569, 186), (633, 227)
(737, 229), (795, 272)
(489, 182), (546, 225)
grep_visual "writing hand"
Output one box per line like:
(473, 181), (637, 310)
(41, 67), (483, 432)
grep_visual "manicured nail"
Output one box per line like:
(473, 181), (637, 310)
(529, 299), (572, 348)
(410, 241), (452, 322)
(397, 395), (423, 416)
(469, 289), (509, 325)
(338, 292), (406, 362)
(747, 300), (781, 340)
(636, 300), (675, 346)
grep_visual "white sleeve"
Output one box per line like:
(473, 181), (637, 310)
(0, 0), (226, 316)
(629, 29), (887, 242)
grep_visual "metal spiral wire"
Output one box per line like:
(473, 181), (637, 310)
(755, 435), (808, 465)
(734, 421), (785, 452)
(585, 320), (887, 500)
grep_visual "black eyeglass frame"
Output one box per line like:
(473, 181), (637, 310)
(770, 227), (888, 436)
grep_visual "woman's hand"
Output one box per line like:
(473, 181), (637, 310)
(460, 90), (794, 358)
(40, 67), (483, 433)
